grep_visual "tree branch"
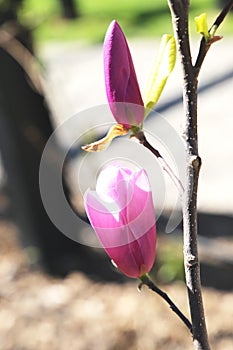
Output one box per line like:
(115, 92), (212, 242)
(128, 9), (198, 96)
(167, 1), (210, 349)
(139, 275), (192, 334)
(212, 0), (233, 28)
(135, 130), (184, 194)
(194, 0), (233, 75)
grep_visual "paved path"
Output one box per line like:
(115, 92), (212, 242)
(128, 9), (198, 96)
(39, 37), (233, 215)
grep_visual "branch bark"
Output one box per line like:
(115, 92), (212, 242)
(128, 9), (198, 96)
(139, 275), (193, 334)
(167, 1), (210, 349)
(166, 1), (233, 347)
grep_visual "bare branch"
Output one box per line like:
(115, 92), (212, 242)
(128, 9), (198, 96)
(167, 1), (210, 349)
(194, 0), (233, 75)
(139, 275), (192, 334)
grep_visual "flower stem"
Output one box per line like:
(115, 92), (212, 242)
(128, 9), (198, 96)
(139, 274), (192, 334)
(135, 130), (184, 194)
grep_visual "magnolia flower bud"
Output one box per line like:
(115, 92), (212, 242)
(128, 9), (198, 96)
(84, 162), (156, 278)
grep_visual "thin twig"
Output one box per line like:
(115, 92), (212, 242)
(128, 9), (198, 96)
(211, 0), (233, 29)
(194, 0), (233, 75)
(139, 275), (192, 334)
(135, 130), (184, 194)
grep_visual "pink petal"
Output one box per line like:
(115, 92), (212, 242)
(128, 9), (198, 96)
(84, 163), (156, 278)
(103, 20), (144, 127)
(106, 226), (156, 278)
(84, 190), (127, 249)
(96, 163), (132, 202)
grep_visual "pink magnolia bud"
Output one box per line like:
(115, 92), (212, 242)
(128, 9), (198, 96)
(84, 163), (156, 278)
(103, 20), (144, 128)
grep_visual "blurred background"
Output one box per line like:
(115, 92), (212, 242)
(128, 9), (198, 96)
(0, 0), (232, 349)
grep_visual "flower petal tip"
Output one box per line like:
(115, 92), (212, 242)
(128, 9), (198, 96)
(104, 20), (144, 126)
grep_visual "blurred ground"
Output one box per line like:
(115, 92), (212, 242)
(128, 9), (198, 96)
(0, 221), (233, 350)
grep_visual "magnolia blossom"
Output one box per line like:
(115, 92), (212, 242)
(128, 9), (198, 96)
(104, 20), (144, 128)
(82, 20), (176, 152)
(84, 163), (156, 278)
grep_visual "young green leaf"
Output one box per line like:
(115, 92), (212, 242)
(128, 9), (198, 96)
(195, 13), (210, 41)
(143, 34), (176, 117)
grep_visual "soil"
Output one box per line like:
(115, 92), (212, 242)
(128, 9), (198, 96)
(0, 221), (232, 350)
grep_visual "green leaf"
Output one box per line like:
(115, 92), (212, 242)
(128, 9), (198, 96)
(195, 13), (210, 41)
(143, 34), (176, 117)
